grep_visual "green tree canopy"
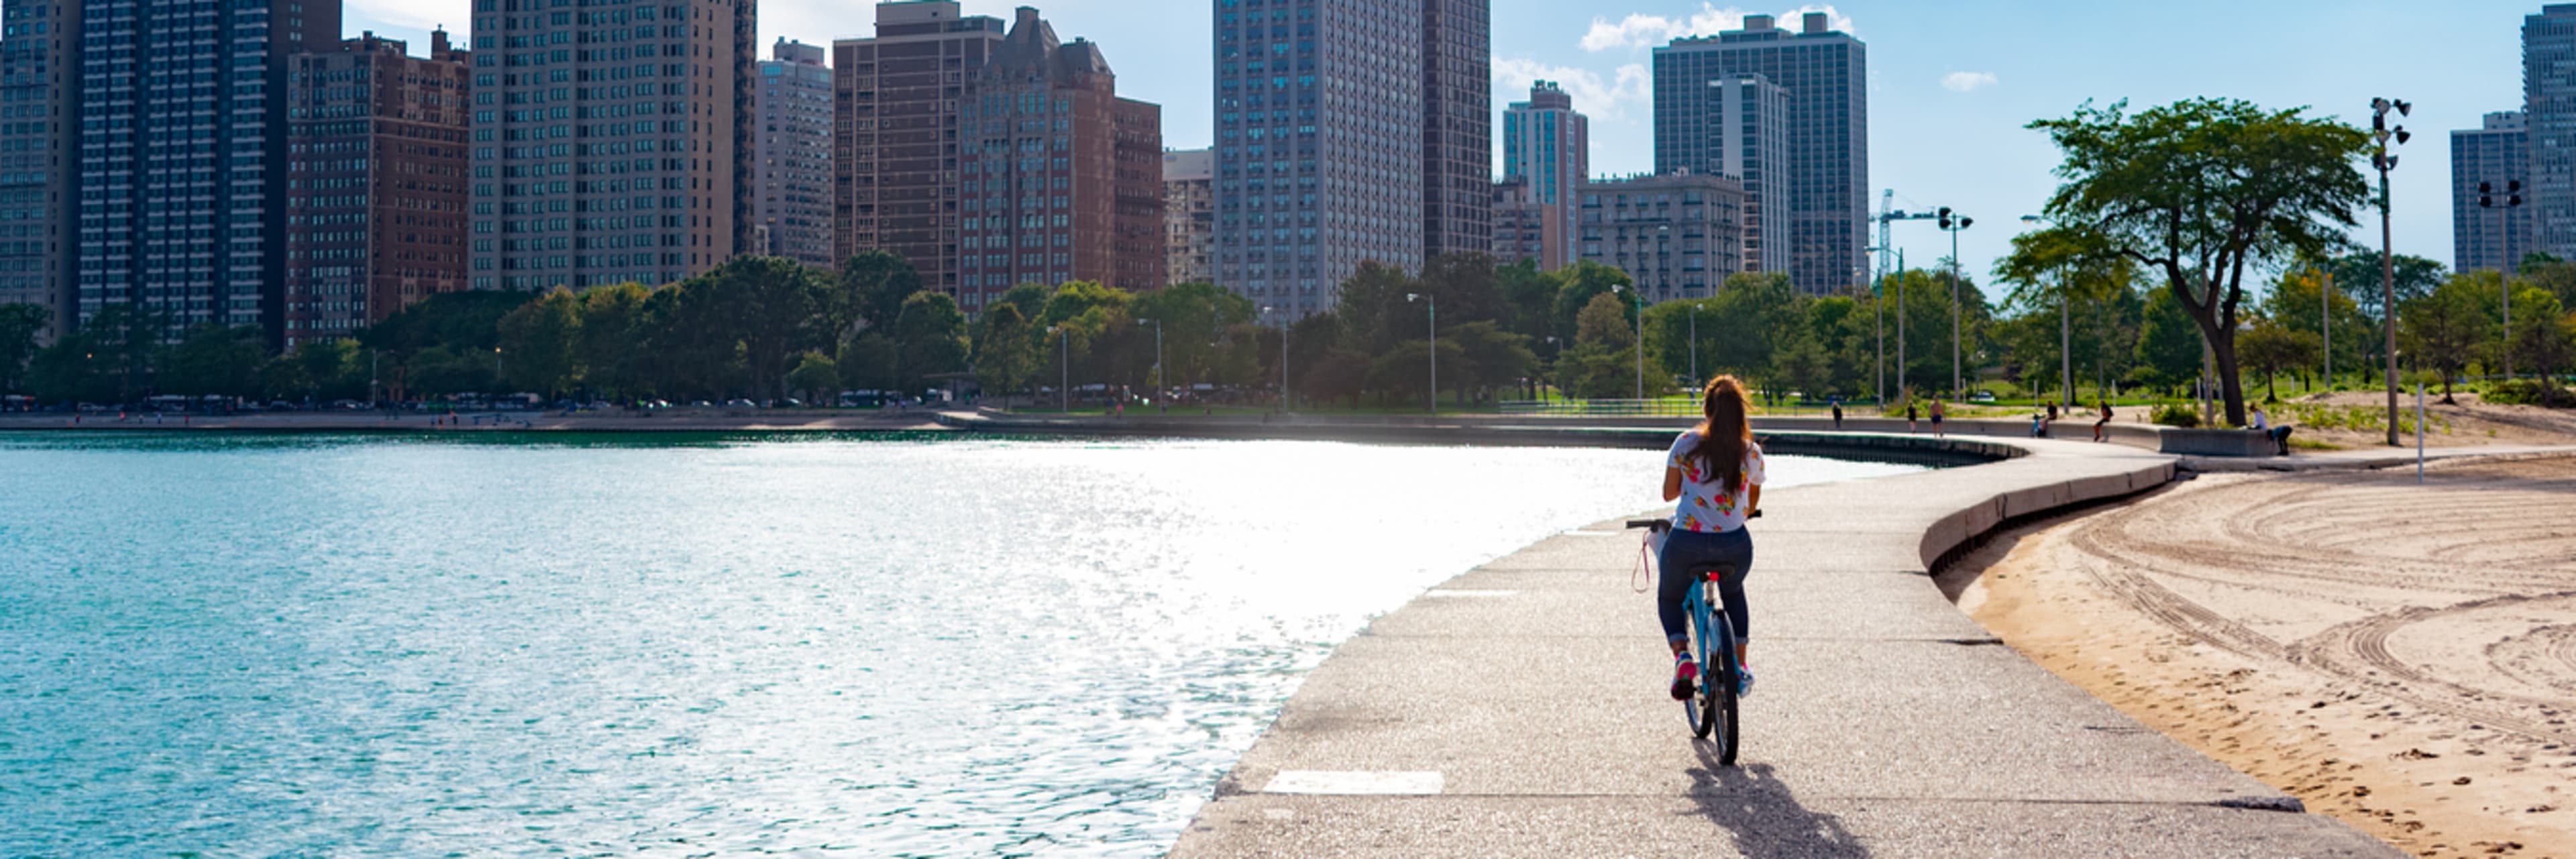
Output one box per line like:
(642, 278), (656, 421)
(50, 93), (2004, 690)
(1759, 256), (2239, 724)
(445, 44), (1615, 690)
(2031, 98), (2371, 425)
(0, 302), (50, 394)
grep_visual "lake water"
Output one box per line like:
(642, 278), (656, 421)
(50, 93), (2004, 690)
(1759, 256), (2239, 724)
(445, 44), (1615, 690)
(0, 433), (1915, 856)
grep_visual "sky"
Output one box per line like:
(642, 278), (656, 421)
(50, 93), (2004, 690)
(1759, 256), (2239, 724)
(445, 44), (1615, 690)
(350, 0), (2540, 293)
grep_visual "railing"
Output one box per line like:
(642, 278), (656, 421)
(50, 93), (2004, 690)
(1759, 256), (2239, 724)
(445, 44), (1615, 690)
(1499, 399), (1860, 417)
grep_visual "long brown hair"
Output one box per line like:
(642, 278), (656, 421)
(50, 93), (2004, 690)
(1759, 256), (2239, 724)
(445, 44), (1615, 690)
(1690, 376), (1754, 493)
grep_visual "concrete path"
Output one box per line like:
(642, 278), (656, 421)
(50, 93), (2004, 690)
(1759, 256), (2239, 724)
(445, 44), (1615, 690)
(1168, 437), (2403, 858)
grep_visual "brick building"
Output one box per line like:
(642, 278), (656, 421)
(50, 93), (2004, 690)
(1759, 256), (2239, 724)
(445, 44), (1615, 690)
(956, 7), (1162, 306)
(834, 1), (1003, 297)
(285, 31), (470, 346)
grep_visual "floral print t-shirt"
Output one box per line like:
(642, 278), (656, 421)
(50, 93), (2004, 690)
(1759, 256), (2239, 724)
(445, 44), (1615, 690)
(1667, 430), (1766, 534)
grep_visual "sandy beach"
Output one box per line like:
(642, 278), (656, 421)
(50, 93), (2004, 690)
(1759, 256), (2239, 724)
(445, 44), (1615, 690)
(1951, 458), (2576, 858)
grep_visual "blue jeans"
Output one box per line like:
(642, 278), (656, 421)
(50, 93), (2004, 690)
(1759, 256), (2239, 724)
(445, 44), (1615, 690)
(1657, 526), (1753, 647)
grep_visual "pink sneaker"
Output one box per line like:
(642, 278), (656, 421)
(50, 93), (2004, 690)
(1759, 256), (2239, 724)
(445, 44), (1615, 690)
(1670, 654), (1699, 701)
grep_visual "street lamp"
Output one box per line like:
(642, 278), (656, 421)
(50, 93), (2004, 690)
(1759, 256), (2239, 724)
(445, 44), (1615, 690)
(1048, 324), (1069, 412)
(1611, 284), (1643, 401)
(1543, 336), (1560, 405)
(1134, 317), (1163, 400)
(2480, 179), (2524, 381)
(1263, 306), (1290, 412)
(1406, 293), (1436, 413)
(2371, 96), (2411, 446)
(1937, 208), (1974, 398)
(2020, 214), (2074, 407)
(1687, 302), (1701, 391)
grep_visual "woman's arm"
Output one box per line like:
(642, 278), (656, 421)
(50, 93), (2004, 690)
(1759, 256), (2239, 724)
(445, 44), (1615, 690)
(1662, 466), (1684, 502)
(1748, 485), (1762, 516)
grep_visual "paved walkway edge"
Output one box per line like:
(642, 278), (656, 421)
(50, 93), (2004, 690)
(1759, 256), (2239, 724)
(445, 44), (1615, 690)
(1165, 436), (2406, 858)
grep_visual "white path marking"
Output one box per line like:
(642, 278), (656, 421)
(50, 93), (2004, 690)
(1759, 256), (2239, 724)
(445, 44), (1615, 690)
(1261, 770), (1444, 795)
(1424, 589), (1519, 598)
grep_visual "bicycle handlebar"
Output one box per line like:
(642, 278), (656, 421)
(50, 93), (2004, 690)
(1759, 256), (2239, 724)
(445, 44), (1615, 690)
(1624, 510), (1758, 532)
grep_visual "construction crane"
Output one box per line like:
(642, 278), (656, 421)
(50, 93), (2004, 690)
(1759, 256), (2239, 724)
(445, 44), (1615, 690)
(1866, 190), (1940, 405)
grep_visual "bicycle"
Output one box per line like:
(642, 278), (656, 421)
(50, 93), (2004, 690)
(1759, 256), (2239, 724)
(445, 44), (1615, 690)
(1628, 515), (1749, 764)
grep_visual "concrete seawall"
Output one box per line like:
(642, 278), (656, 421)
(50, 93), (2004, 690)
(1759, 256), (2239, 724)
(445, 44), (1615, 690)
(1163, 435), (2402, 857)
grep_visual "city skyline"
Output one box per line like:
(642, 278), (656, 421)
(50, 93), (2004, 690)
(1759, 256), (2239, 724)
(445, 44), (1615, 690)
(311, 0), (2576, 289)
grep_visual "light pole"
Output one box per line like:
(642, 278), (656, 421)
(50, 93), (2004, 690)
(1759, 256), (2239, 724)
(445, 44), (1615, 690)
(1543, 336), (1560, 404)
(1135, 317), (1163, 401)
(1687, 303), (1700, 391)
(494, 346), (504, 389)
(1049, 324), (1069, 412)
(1866, 266), (1882, 407)
(1263, 306), (1289, 412)
(2481, 180), (2524, 381)
(1407, 293), (1436, 413)
(2371, 97), (2410, 447)
(1938, 208), (1973, 398)
(2020, 214), (2074, 407)
(1613, 284), (1643, 401)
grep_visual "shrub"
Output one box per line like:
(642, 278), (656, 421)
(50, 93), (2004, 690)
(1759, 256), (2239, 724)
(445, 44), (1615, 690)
(2151, 403), (2200, 427)
(2483, 378), (2572, 407)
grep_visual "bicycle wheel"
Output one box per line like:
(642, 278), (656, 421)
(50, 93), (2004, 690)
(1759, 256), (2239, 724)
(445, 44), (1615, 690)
(1683, 591), (1714, 740)
(1709, 607), (1740, 766)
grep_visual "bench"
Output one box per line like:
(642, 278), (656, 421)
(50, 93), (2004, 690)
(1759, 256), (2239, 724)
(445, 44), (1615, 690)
(2157, 427), (2279, 457)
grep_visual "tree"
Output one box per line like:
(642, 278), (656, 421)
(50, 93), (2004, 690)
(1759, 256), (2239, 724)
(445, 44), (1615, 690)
(1995, 225), (2135, 402)
(2507, 287), (2573, 406)
(787, 352), (841, 403)
(2132, 287), (2204, 392)
(2261, 267), (2367, 389)
(2324, 250), (2448, 324)
(1568, 291), (1643, 399)
(2031, 99), (2371, 425)
(697, 256), (824, 402)
(892, 291), (969, 392)
(1366, 339), (1466, 405)
(27, 335), (111, 404)
(1132, 281), (1256, 389)
(576, 283), (652, 400)
(1443, 321), (1536, 403)
(2401, 274), (2498, 404)
(1551, 260), (1634, 344)
(359, 290), (534, 402)
(837, 334), (901, 393)
(2235, 317), (2320, 404)
(496, 288), (583, 397)
(160, 324), (267, 399)
(973, 302), (1035, 405)
(1300, 348), (1371, 406)
(832, 250), (923, 338)
(0, 302), (50, 394)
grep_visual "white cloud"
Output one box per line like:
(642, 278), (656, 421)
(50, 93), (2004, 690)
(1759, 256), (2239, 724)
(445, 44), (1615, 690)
(1580, 4), (1856, 52)
(1495, 57), (1653, 119)
(1941, 71), (1999, 93)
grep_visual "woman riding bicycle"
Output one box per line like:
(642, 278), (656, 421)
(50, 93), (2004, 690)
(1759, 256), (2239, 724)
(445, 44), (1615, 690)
(1658, 376), (1763, 702)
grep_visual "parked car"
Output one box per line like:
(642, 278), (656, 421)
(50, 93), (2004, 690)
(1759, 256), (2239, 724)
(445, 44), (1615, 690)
(1970, 391), (1998, 402)
(724, 399), (757, 409)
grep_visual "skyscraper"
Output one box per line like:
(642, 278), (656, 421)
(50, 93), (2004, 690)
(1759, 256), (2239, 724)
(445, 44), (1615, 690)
(835, 1), (1006, 297)
(754, 39), (835, 269)
(1653, 11), (1866, 296)
(1419, 0), (1489, 262)
(1214, 0), (1424, 315)
(1500, 81), (1587, 270)
(2527, 5), (2576, 260)
(1707, 72), (1788, 276)
(1490, 177), (1546, 266)
(284, 32), (472, 348)
(468, 0), (756, 291)
(955, 7), (1164, 305)
(1165, 148), (1215, 285)
(0, 0), (73, 337)
(2451, 111), (2532, 274)
(75, 0), (341, 344)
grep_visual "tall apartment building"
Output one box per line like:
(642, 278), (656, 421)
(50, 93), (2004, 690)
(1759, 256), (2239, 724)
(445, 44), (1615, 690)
(468, 0), (755, 291)
(1214, 0), (1423, 316)
(74, 0), (341, 344)
(284, 32), (471, 348)
(754, 39), (835, 268)
(2528, 6), (2576, 260)
(2452, 111), (2534, 274)
(955, 7), (1163, 305)
(835, 1), (1004, 297)
(1653, 11), (1865, 295)
(1419, 0), (1488, 262)
(1164, 148), (1214, 285)
(1577, 171), (1746, 301)
(1499, 81), (1587, 270)
(1490, 177), (1545, 266)
(1707, 72), (1788, 276)
(0, 0), (72, 337)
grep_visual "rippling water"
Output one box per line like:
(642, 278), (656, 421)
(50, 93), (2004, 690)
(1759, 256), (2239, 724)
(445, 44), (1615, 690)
(0, 433), (1913, 856)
